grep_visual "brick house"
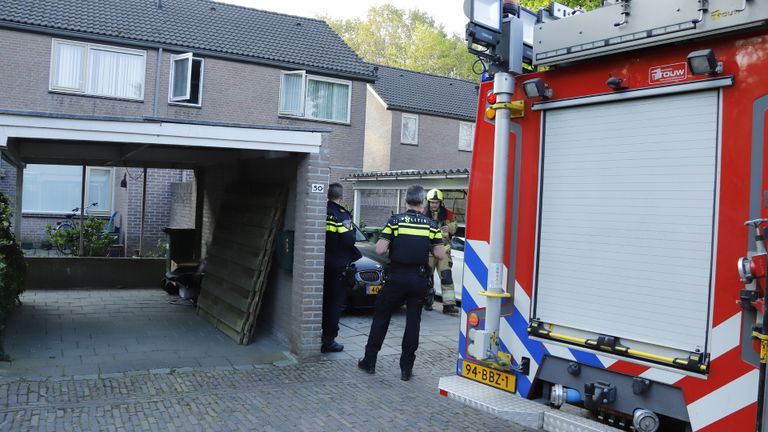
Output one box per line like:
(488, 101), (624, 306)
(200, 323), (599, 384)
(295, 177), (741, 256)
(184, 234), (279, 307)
(356, 65), (478, 226)
(0, 0), (374, 356)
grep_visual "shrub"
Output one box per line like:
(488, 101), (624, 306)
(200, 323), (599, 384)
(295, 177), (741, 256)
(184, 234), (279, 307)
(45, 216), (115, 257)
(0, 192), (26, 360)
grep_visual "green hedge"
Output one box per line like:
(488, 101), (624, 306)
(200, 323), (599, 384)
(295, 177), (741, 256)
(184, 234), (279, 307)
(0, 192), (26, 360)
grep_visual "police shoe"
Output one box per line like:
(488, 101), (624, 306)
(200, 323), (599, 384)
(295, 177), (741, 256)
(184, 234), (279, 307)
(400, 369), (412, 381)
(321, 341), (344, 353)
(358, 359), (375, 374)
(442, 305), (459, 316)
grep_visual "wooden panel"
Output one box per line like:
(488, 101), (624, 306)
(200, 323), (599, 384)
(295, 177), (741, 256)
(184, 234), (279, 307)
(196, 186), (286, 344)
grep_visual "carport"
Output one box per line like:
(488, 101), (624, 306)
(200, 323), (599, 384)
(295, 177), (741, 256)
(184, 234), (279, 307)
(344, 169), (470, 227)
(0, 112), (331, 376)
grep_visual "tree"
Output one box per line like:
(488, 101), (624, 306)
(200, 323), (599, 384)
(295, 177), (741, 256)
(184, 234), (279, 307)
(322, 5), (477, 81)
(323, 2), (600, 81)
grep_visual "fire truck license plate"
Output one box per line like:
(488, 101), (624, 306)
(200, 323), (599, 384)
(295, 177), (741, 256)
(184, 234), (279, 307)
(366, 285), (381, 295)
(462, 362), (516, 393)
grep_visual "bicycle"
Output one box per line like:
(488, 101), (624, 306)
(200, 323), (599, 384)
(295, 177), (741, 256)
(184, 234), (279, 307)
(52, 202), (98, 255)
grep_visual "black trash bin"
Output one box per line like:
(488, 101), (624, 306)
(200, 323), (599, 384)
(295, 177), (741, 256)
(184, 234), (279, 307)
(160, 228), (201, 299)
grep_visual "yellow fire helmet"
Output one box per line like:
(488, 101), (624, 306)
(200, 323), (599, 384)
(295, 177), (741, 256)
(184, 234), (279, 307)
(426, 188), (443, 202)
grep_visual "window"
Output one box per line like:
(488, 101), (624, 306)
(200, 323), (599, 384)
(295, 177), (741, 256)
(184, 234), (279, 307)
(169, 53), (204, 105)
(50, 39), (146, 100)
(459, 121), (475, 152)
(22, 165), (114, 214)
(279, 71), (351, 123)
(401, 113), (419, 145)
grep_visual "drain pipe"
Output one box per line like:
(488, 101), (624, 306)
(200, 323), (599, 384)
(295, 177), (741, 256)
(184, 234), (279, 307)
(482, 71), (515, 359)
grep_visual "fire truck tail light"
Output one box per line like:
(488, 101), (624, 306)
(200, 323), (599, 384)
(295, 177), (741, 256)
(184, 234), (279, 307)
(468, 313), (480, 327)
(487, 90), (497, 105)
(687, 49), (723, 75)
(485, 107), (496, 120)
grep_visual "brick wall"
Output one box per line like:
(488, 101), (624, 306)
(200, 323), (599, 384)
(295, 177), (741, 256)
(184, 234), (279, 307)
(125, 168), (185, 256)
(358, 189), (467, 228)
(169, 180), (196, 229)
(389, 111), (473, 171)
(363, 86), (392, 172)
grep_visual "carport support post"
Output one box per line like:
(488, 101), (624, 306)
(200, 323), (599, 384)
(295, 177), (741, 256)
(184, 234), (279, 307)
(139, 167), (147, 256)
(79, 165), (86, 254)
(353, 189), (360, 225)
(396, 189), (402, 214)
(14, 160), (23, 240)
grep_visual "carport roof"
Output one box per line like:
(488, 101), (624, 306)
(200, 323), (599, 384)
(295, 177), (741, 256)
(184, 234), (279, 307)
(344, 169), (469, 190)
(0, 0), (375, 81)
(0, 111), (325, 168)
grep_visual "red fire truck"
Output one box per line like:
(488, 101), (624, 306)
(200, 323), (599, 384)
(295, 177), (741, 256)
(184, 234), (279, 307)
(440, 1), (768, 431)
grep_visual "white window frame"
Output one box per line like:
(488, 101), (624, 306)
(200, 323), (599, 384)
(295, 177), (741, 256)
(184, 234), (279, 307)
(169, 55), (204, 107)
(278, 70), (352, 124)
(49, 39), (147, 101)
(83, 167), (115, 215)
(22, 165), (115, 215)
(401, 113), (419, 145)
(169, 53), (193, 102)
(458, 121), (475, 152)
(279, 70), (307, 117)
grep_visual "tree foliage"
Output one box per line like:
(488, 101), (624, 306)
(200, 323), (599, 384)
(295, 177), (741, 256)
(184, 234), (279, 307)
(0, 192), (26, 359)
(323, 5), (477, 81)
(323, 2), (600, 81)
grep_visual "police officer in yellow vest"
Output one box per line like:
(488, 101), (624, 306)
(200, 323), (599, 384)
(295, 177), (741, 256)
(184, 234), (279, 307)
(358, 185), (446, 381)
(322, 183), (361, 353)
(424, 188), (459, 315)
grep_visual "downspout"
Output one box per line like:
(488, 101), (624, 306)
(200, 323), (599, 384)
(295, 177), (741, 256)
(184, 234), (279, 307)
(153, 48), (163, 118)
(139, 167), (148, 256)
(79, 164), (86, 254)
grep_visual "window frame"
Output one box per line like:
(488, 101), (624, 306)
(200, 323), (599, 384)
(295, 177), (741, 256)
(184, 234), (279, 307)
(458, 121), (475, 152)
(400, 113), (419, 145)
(49, 38), (147, 101)
(169, 55), (204, 107)
(169, 52), (193, 102)
(22, 165), (115, 215)
(278, 70), (352, 124)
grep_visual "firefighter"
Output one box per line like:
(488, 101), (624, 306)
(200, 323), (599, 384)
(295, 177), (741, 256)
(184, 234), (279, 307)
(424, 188), (459, 315)
(358, 185), (446, 381)
(322, 183), (361, 353)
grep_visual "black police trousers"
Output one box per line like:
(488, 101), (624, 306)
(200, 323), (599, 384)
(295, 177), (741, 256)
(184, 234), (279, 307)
(322, 267), (346, 342)
(362, 268), (430, 372)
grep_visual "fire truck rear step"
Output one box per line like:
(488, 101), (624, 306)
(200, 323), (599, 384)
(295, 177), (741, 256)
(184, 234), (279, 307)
(439, 375), (620, 431)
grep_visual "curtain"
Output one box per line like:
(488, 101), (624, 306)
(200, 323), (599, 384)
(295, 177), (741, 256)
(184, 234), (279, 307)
(88, 48), (145, 99)
(280, 72), (304, 114)
(22, 165), (82, 213)
(52, 42), (85, 90)
(459, 122), (475, 151)
(306, 79), (349, 122)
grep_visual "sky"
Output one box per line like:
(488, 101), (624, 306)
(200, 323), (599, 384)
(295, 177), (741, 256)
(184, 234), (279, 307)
(219, 0), (468, 36)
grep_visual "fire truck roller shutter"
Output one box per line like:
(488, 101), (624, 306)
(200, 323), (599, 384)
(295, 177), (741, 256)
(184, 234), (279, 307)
(533, 90), (719, 356)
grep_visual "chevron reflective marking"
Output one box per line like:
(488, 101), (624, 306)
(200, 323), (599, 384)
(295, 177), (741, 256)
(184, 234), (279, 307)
(513, 280), (531, 321)
(639, 367), (686, 385)
(709, 312), (741, 359)
(463, 241), (488, 290)
(569, 348), (604, 368)
(542, 342), (576, 361)
(501, 317), (539, 397)
(687, 369), (759, 431)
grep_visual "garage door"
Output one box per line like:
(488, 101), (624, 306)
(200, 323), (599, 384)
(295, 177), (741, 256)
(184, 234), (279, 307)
(533, 90), (719, 354)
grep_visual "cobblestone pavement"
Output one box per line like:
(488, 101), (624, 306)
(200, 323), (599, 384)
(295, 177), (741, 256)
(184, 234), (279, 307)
(0, 290), (537, 431)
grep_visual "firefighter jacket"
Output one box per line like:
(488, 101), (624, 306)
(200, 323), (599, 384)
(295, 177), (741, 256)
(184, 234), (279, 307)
(325, 201), (362, 273)
(424, 205), (457, 250)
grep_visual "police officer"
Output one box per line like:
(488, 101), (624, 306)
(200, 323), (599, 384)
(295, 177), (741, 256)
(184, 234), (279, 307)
(424, 188), (459, 315)
(357, 185), (446, 381)
(322, 183), (361, 353)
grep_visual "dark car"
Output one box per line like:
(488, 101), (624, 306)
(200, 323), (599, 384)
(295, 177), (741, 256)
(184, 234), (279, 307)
(343, 224), (385, 309)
